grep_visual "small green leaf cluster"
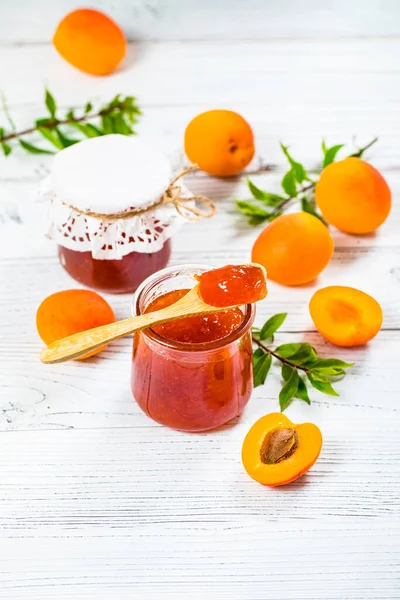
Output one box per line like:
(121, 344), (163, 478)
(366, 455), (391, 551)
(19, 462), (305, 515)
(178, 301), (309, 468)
(0, 89), (141, 156)
(252, 313), (353, 411)
(236, 137), (378, 226)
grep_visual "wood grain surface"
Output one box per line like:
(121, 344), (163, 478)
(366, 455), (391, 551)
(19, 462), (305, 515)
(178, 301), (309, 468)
(1, 2), (400, 598)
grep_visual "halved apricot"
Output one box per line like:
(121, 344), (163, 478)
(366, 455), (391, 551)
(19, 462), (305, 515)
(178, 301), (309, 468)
(309, 285), (383, 347)
(242, 413), (322, 487)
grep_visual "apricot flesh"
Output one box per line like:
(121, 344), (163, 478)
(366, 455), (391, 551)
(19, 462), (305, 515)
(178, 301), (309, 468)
(309, 286), (383, 347)
(242, 413), (322, 487)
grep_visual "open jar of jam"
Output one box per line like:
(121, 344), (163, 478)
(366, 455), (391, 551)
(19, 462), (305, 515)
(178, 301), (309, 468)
(131, 265), (255, 432)
(42, 135), (198, 294)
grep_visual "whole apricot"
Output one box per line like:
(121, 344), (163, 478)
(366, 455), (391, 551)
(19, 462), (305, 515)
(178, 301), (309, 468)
(53, 9), (126, 76)
(315, 157), (391, 234)
(36, 289), (115, 359)
(309, 285), (383, 347)
(251, 212), (334, 286)
(184, 110), (255, 177)
(242, 413), (323, 487)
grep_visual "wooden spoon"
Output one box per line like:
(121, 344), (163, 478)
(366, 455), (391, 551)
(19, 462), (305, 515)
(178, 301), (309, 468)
(40, 285), (238, 364)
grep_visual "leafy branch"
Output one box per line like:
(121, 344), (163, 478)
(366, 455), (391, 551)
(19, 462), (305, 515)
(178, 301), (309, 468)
(0, 89), (141, 156)
(252, 313), (353, 411)
(237, 137), (378, 226)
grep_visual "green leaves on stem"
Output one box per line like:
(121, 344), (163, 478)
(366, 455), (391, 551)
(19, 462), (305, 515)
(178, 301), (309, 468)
(0, 89), (141, 157)
(236, 137), (378, 226)
(252, 313), (353, 411)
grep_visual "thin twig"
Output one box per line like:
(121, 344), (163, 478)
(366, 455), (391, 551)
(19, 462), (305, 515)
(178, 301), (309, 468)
(351, 137), (378, 158)
(0, 103), (128, 143)
(252, 336), (311, 373)
(268, 181), (315, 218)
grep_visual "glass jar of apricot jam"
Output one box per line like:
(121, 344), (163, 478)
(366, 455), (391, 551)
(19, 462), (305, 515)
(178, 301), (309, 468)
(42, 135), (194, 294)
(131, 265), (255, 432)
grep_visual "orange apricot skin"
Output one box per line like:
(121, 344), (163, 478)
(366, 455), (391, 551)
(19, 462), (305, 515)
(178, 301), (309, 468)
(242, 413), (323, 487)
(53, 9), (126, 76)
(315, 157), (391, 234)
(309, 285), (383, 347)
(184, 110), (255, 177)
(251, 212), (334, 286)
(36, 289), (115, 360)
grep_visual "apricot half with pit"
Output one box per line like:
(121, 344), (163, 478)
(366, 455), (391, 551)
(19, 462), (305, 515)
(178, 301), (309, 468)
(242, 413), (322, 486)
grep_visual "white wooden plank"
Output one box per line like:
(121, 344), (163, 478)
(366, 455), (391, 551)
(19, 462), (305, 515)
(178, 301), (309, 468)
(1, 0), (400, 44)
(1, 521), (399, 599)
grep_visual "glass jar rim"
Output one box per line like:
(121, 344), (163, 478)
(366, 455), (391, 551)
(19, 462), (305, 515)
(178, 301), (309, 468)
(132, 263), (255, 353)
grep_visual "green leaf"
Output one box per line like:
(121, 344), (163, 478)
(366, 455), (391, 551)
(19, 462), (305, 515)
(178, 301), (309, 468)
(45, 89), (57, 118)
(280, 143), (306, 183)
(284, 343), (316, 365)
(301, 196), (326, 224)
(259, 313), (287, 341)
(281, 363), (293, 381)
(322, 144), (344, 167)
(282, 366), (310, 405)
(281, 169), (297, 197)
(111, 112), (133, 135)
(35, 117), (54, 127)
(70, 122), (103, 138)
(312, 367), (345, 377)
(101, 115), (114, 134)
(236, 200), (269, 218)
(279, 367), (299, 411)
(254, 353), (272, 388)
(307, 373), (339, 396)
(55, 128), (80, 148)
(274, 343), (303, 358)
(253, 347), (265, 366)
(19, 139), (54, 154)
(321, 139), (328, 155)
(248, 215), (269, 226)
(85, 102), (93, 114)
(311, 358), (354, 369)
(1, 141), (11, 156)
(295, 377), (311, 404)
(247, 179), (285, 206)
(1, 93), (16, 131)
(37, 127), (64, 149)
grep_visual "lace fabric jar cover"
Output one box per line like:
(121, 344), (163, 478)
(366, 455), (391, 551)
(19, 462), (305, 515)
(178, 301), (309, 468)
(41, 135), (194, 293)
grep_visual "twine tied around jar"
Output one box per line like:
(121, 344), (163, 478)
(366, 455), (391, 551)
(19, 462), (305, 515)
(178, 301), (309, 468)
(62, 165), (217, 222)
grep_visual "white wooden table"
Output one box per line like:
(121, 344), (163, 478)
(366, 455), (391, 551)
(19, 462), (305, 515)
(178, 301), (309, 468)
(1, 2), (400, 598)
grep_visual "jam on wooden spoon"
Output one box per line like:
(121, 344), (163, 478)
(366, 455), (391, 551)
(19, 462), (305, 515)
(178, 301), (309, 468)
(196, 263), (267, 307)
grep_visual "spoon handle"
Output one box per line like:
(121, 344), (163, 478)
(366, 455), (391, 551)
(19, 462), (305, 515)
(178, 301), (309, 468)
(40, 310), (167, 364)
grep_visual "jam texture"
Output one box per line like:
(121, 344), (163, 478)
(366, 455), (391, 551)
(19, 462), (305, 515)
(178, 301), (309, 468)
(58, 241), (171, 294)
(197, 264), (267, 307)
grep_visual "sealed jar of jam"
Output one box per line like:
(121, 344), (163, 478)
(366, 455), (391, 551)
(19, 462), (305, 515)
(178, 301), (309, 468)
(131, 265), (255, 432)
(42, 135), (204, 294)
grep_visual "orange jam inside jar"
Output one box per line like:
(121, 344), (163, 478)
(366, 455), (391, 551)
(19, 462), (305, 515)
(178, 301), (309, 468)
(131, 265), (256, 432)
(58, 242), (171, 294)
